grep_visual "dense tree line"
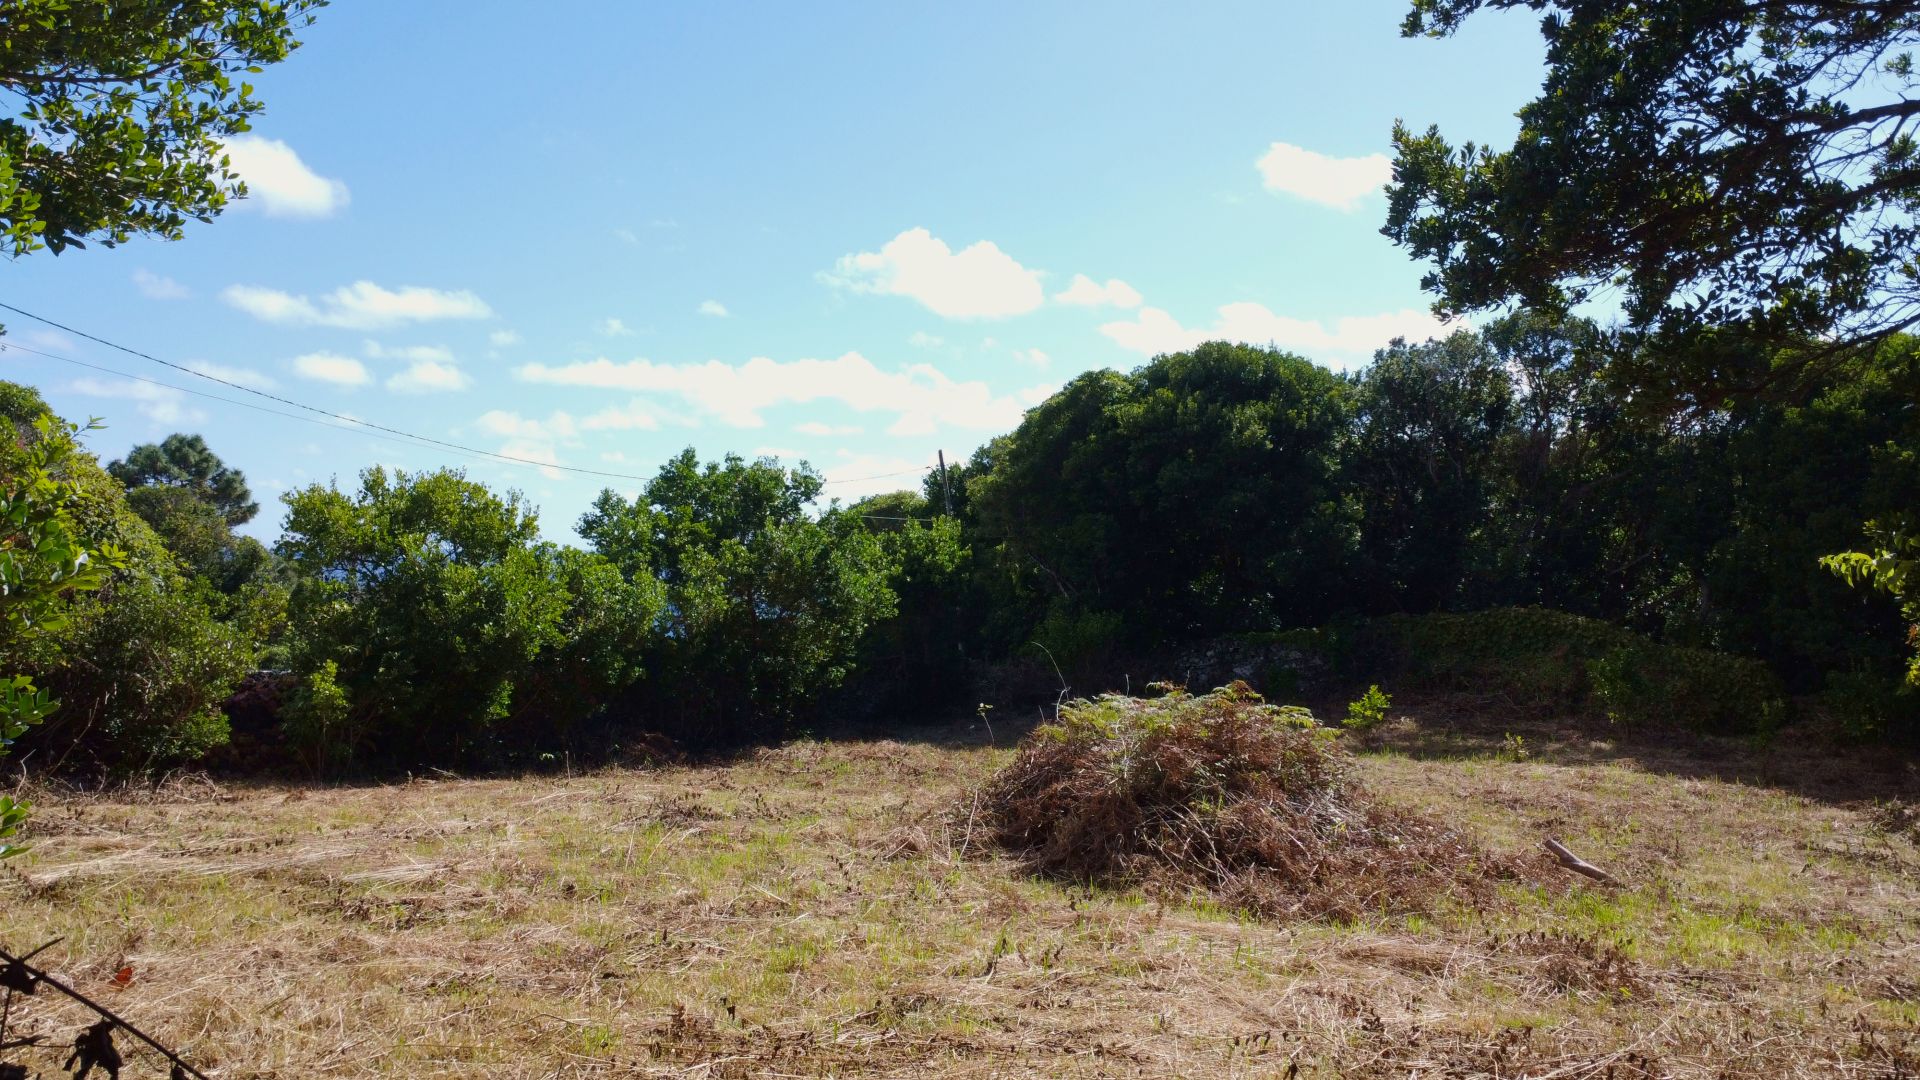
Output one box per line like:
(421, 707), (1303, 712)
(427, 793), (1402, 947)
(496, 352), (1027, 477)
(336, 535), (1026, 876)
(2, 0), (1917, 779)
(1, 310), (1913, 778)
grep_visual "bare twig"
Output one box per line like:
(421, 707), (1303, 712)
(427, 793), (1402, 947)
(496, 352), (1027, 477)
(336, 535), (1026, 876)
(1544, 838), (1620, 885)
(0, 944), (212, 1079)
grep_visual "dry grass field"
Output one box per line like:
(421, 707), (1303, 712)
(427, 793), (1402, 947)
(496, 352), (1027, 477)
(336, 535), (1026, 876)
(3, 707), (1918, 1078)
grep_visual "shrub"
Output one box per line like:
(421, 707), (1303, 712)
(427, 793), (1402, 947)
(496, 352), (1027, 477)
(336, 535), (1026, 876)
(1587, 643), (1786, 735)
(279, 467), (643, 771)
(1345, 684), (1392, 729)
(1365, 607), (1632, 705)
(582, 452), (898, 744)
(977, 683), (1515, 920)
(32, 570), (248, 769)
(1030, 606), (1124, 690)
(0, 392), (244, 774)
(1366, 606), (1789, 734)
(282, 660), (350, 775)
(1817, 670), (1920, 742)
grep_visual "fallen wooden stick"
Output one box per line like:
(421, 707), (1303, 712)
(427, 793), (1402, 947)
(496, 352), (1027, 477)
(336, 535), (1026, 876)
(1544, 838), (1619, 885)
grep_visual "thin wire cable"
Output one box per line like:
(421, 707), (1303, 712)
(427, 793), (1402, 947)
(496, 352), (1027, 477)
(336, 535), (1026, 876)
(1, 341), (515, 469)
(0, 301), (938, 488)
(0, 300), (661, 481)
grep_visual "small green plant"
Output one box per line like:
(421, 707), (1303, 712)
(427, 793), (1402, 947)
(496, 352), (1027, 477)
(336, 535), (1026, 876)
(1345, 684), (1392, 729)
(282, 660), (353, 775)
(0, 794), (29, 860)
(1497, 732), (1529, 762)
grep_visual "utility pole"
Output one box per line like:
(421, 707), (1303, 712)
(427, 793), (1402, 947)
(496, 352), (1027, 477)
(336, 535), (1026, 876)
(937, 450), (953, 517)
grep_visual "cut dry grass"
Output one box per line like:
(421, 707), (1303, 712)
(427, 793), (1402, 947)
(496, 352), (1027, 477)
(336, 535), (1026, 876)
(975, 684), (1518, 920)
(0, 711), (1914, 1077)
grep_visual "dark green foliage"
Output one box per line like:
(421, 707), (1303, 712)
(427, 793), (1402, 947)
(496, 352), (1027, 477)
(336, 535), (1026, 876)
(1588, 643), (1784, 736)
(110, 433), (258, 525)
(1349, 330), (1513, 610)
(27, 568), (249, 767)
(1817, 670), (1920, 743)
(279, 467), (659, 770)
(1390, 0), (1920, 403)
(971, 342), (1355, 646)
(0, 398), (122, 853)
(845, 514), (976, 715)
(1364, 607), (1788, 734)
(0, 384), (243, 774)
(1365, 607), (1632, 705)
(580, 450), (896, 743)
(0, 0), (326, 256)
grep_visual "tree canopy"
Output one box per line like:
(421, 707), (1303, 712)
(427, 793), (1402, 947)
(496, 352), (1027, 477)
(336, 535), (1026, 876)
(0, 0), (324, 257)
(1387, 0), (1920, 403)
(109, 432), (258, 525)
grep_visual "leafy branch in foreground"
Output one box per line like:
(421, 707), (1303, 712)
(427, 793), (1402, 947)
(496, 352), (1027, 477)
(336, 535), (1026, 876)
(1388, 1), (1920, 406)
(0, 415), (125, 857)
(0, 0), (326, 257)
(1824, 516), (1920, 686)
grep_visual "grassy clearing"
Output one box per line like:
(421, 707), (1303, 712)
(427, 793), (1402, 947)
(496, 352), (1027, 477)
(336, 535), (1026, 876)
(2, 710), (1918, 1078)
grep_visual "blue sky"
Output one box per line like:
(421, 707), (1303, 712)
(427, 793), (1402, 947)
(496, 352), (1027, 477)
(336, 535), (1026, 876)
(2, 2), (1546, 542)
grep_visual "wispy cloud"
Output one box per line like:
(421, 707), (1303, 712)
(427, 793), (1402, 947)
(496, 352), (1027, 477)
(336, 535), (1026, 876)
(1100, 303), (1452, 369)
(795, 421), (862, 437)
(132, 268), (191, 300)
(184, 359), (276, 389)
(698, 300), (729, 318)
(475, 409), (577, 477)
(519, 352), (1051, 434)
(387, 359), (471, 393)
(224, 281), (493, 330)
(68, 377), (205, 424)
(290, 351), (372, 387)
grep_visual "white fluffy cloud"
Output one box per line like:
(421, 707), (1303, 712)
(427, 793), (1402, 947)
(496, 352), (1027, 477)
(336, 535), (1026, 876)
(1053, 274), (1142, 309)
(601, 318), (634, 337)
(132, 268), (190, 300)
(224, 281), (493, 330)
(1012, 347), (1051, 368)
(1100, 303), (1452, 368)
(489, 329), (522, 348)
(827, 228), (1044, 319)
(387, 360), (471, 393)
(1255, 142), (1392, 211)
(68, 377), (204, 424)
(698, 300), (729, 317)
(478, 409), (577, 441)
(222, 135), (350, 217)
(359, 342), (469, 391)
(291, 351), (371, 387)
(519, 352), (1048, 434)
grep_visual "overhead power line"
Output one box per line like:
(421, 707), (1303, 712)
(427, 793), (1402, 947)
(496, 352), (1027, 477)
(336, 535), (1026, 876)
(0, 301), (936, 488)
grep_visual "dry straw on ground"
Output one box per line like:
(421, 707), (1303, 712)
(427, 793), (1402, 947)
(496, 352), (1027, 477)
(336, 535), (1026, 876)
(0, 704), (1916, 1077)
